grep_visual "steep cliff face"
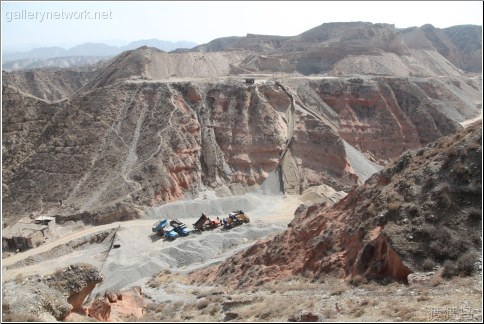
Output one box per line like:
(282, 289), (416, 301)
(2, 69), (480, 224)
(287, 76), (476, 163)
(197, 122), (481, 287)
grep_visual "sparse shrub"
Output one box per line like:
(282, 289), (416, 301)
(196, 298), (209, 309)
(14, 273), (23, 283)
(154, 303), (165, 313)
(423, 177), (434, 191)
(182, 301), (197, 312)
(467, 141), (480, 150)
(73, 262), (94, 269)
(348, 274), (367, 286)
(380, 276), (394, 286)
(442, 260), (458, 279)
(321, 307), (336, 318)
(466, 208), (481, 222)
(53, 267), (63, 276)
(428, 228), (463, 261)
(209, 294), (223, 303)
(366, 203), (376, 214)
(430, 275), (443, 287)
(395, 305), (415, 320)
(457, 252), (478, 276)
(406, 203), (419, 218)
(422, 258), (436, 271)
(154, 300), (183, 319)
(2, 302), (11, 314)
(445, 146), (459, 157)
(203, 303), (221, 316)
(144, 302), (159, 313)
(432, 184), (454, 209)
(148, 280), (161, 288)
(452, 162), (471, 181)
(352, 308), (365, 317)
(417, 294), (431, 302)
(330, 287), (345, 296)
(387, 201), (401, 212)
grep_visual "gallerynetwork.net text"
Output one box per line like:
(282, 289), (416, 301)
(5, 10), (113, 22)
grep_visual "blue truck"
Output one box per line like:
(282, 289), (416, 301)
(152, 219), (178, 240)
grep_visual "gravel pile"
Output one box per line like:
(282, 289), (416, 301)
(343, 140), (383, 183)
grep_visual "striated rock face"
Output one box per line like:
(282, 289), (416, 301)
(312, 78), (461, 161)
(0, 79), (339, 223)
(2, 70), (480, 224)
(2, 22), (481, 224)
(193, 122), (481, 287)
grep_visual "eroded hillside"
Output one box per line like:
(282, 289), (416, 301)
(196, 122), (482, 288)
(2, 22), (481, 227)
(4, 69), (480, 225)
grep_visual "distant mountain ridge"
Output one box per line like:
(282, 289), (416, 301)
(2, 39), (198, 70)
(193, 22), (482, 73)
(2, 56), (109, 71)
(3, 23), (480, 73)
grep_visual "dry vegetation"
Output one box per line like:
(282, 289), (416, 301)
(136, 269), (482, 322)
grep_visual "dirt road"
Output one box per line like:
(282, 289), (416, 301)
(2, 193), (302, 288)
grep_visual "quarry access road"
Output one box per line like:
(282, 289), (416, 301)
(2, 193), (302, 287)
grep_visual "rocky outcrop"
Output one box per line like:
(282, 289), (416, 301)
(2, 275), (71, 321)
(88, 298), (112, 321)
(1, 264), (103, 320)
(46, 264), (103, 312)
(87, 287), (146, 322)
(193, 122), (481, 287)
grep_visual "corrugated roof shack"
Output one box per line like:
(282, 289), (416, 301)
(2, 219), (49, 251)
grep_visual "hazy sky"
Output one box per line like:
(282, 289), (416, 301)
(2, 1), (482, 51)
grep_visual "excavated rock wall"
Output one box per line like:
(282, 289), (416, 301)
(2, 74), (479, 224)
(194, 122), (481, 287)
